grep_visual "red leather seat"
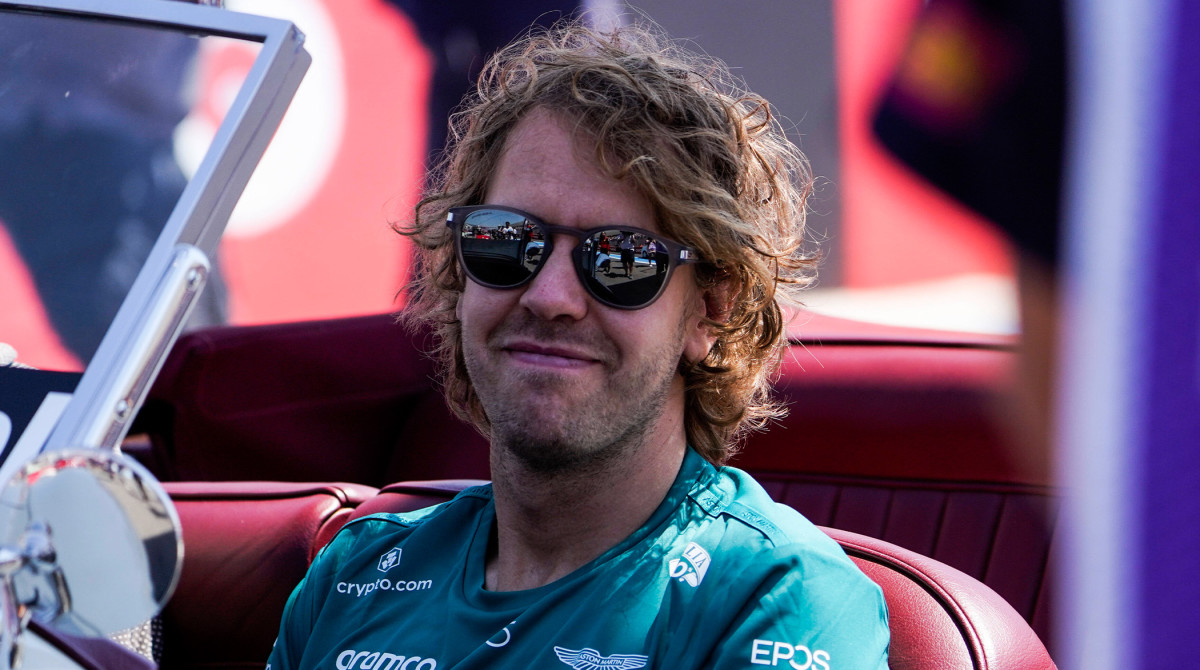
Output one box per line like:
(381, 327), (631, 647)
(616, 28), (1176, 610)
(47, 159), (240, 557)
(139, 313), (1056, 664)
(162, 482), (377, 670)
(136, 314), (1055, 648)
(825, 527), (1056, 670)
(161, 480), (1055, 669)
(731, 321), (1057, 645)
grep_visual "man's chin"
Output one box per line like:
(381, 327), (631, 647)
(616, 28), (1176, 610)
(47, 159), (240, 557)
(493, 424), (624, 476)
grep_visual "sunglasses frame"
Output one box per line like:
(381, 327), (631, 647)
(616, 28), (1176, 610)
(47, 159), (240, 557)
(446, 205), (700, 310)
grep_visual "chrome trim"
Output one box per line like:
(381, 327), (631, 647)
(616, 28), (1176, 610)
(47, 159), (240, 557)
(73, 245), (209, 449)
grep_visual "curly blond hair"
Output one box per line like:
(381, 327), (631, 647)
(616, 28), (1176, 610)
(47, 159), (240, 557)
(396, 19), (815, 464)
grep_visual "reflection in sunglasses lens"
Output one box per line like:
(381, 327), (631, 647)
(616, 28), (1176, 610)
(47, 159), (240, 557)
(457, 208), (673, 308)
(459, 210), (537, 286)
(578, 230), (670, 308)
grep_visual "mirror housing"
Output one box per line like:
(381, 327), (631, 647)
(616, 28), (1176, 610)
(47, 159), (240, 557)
(0, 449), (182, 642)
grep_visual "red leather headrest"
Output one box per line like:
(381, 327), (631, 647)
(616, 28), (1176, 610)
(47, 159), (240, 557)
(345, 479), (489, 525)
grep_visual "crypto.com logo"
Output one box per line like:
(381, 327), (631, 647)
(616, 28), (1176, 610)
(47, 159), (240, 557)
(378, 547), (401, 573)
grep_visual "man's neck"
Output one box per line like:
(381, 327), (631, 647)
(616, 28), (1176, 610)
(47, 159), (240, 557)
(484, 433), (688, 592)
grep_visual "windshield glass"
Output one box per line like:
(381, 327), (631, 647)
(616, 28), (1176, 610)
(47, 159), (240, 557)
(0, 11), (260, 373)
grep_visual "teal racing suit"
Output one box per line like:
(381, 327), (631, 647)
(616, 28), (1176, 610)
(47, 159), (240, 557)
(267, 448), (889, 670)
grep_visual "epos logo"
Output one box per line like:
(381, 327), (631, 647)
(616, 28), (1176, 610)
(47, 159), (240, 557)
(750, 639), (831, 670)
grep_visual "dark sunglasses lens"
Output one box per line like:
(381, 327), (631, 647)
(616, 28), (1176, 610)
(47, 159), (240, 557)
(456, 209), (544, 287)
(577, 229), (672, 308)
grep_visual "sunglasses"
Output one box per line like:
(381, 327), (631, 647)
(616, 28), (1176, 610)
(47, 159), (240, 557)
(446, 205), (699, 309)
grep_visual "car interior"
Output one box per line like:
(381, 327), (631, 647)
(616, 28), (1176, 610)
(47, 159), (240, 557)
(123, 310), (1057, 670)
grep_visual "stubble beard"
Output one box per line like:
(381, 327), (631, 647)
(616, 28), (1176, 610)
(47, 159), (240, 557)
(466, 314), (688, 478)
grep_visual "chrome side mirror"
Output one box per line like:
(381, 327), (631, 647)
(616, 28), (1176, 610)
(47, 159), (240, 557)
(0, 449), (182, 667)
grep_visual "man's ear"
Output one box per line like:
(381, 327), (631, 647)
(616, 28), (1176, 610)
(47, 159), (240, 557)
(682, 280), (732, 364)
(703, 279), (735, 324)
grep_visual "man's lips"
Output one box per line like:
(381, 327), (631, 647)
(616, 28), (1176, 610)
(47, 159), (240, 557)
(500, 341), (602, 368)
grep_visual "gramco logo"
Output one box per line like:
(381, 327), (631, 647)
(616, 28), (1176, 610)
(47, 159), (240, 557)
(335, 649), (437, 670)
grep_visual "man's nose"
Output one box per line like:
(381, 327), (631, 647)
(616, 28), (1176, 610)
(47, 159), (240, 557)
(518, 238), (589, 321)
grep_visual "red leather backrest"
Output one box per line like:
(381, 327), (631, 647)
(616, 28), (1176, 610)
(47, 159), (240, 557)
(730, 338), (1057, 647)
(825, 527), (1056, 670)
(140, 315), (490, 486)
(162, 482), (376, 670)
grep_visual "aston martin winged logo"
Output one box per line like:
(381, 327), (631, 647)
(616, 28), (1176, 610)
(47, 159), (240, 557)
(553, 646), (648, 670)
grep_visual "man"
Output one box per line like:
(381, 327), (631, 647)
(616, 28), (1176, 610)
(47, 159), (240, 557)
(268, 20), (889, 670)
(617, 232), (635, 277)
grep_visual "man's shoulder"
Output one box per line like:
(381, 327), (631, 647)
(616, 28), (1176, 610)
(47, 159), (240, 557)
(687, 464), (850, 569)
(665, 461), (888, 666)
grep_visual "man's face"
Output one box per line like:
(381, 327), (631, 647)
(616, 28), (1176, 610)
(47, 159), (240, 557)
(457, 109), (713, 473)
